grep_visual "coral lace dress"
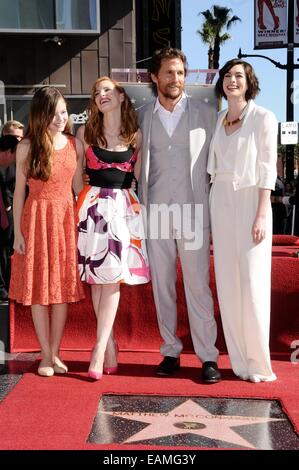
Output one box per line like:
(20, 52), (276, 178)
(9, 136), (84, 306)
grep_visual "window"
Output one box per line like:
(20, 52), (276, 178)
(0, 0), (99, 33)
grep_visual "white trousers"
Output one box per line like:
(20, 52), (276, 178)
(210, 175), (276, 382)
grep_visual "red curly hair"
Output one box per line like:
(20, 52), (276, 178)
(84, 77), (138, 148)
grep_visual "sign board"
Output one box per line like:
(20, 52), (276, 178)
(295, 0), (299, 45)
(255, 0), (299, 49)
(69, 83), (219, 130)
(254, 0), (288, 49)
(280, 121), (298, 144)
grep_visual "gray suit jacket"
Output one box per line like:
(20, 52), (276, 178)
(137, 97), (217, 228)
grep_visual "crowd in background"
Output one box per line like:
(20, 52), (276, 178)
(271, 173), (299, 235)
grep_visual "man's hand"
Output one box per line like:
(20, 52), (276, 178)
(131, 178), (137, 191)
(271, 196), (282, 203)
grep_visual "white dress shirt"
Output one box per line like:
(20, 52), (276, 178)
(153, 92), (187, 137)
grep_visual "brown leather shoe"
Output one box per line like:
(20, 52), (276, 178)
(155, 356), (180, 376)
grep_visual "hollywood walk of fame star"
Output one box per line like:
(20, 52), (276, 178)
(101, 399), (284, 448)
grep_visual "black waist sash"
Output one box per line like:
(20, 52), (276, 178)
(86, 168), (134, 189)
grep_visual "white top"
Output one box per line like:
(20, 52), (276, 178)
(153, 92), (187, 137)
(207, 100), (278, 191)
(214, 124), (241, 174)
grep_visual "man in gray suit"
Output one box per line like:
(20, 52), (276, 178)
(138, 47), (221, 383)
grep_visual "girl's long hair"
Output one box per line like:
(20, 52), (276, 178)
(84, 77), (138, 148)
(25, 86), (71, 181)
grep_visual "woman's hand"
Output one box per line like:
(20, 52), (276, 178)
(83, 170), (90, 185)
(252, 188), (271, 244)
(13, 232), (26, 255)
(251, 215), (266, 244)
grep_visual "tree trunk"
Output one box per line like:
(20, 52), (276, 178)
(208, 46), (214, 69)
(206, 46), (215, 84)
(213, 34), (220, 69)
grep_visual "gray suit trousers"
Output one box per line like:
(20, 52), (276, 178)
(147, 226), (219, 362)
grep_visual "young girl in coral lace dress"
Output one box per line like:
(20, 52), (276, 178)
(9, 86), (85, 377)
(76, 77), (150, 380)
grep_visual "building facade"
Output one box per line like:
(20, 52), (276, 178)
(0, 0), (181, 125)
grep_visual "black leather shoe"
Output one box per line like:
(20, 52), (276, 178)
(202, 361), (221, 383)
(0, 290), (8, 302)
(155, 356), (180, 376)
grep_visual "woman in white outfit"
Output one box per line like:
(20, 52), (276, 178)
(208, 59), (277, 383)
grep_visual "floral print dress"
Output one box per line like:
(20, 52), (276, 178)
(77, 146), (150, 285)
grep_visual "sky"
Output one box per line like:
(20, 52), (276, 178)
(181, 0), (299, 123)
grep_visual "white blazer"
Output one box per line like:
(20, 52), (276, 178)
(207, 100), (278, 191)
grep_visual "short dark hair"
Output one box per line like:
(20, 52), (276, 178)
(150, 47), (188, 77)
(215, 58), (260, 101)
(0, 135), (19, 152)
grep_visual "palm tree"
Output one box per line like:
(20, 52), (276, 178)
(197, 5), (241, 70)
(198, 22), (215, 69)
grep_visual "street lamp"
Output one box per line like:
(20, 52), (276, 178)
(238, 0), (298, 181)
